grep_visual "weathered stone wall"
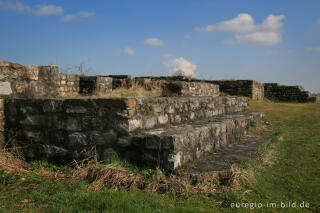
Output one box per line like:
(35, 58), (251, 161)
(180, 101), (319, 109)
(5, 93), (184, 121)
(79, 76), (112, 96)
(58, 74), (80, 96)
(110, 75), (220, 97)
(126, 111), (264, 170)
(210, 80), (264, 100)
(252, 81), (264, 100)
(264, 83), (316, 102)
(0, 61), (60, 98)
(162, 81), (219, 97)
(109, 75), (135, 90)
(4, 96), (249, 164)
(127, 96), (248, 132)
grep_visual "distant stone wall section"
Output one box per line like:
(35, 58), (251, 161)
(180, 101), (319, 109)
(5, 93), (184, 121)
(162, 81), (219, 97)
(210, 80), (264, 100)
(264, 83), (316, 102)
(0, 61), (60, 98)
(79, 76), (112, 96)
(58, 74), (80, 97)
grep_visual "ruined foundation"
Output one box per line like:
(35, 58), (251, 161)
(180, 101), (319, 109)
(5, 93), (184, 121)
(1, 60), (315, 170)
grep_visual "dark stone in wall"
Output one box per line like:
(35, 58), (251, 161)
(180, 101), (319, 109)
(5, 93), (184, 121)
(79, 76), (96, 95)
(210, 80), (264, 100)
(79, 76), (113, 96)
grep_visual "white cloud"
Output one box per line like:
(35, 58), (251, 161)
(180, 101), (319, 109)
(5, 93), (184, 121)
(0, 1), (94, 23)
(163, 57), (197, 78)
(259, 14), (285, 31)
(123, 46), (135, 55)
(162, 53), (174, 59)
(196, 13), (285, 46)
(235, 31), (282, 45)
(196, 13), (255, 33)
(35, 4), (63, 16)
(62, 12), (95, 23)
(144, 38), (165, 46)
(307, 46), (320, 52)
(61, 14), (77, 22)
(0, 1), (32, 13)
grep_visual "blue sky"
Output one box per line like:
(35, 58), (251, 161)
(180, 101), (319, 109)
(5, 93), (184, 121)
(0, 0), (320, 92)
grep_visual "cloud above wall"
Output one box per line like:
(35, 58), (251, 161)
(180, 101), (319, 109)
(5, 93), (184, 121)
(144, 38), (165, 46)
(163, 57), (197, 78)
(0, 1), (94, 22)
(123, 46), (135, 55)
(196, 13), (285, 46)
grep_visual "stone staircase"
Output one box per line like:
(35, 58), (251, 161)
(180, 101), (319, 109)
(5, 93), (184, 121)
(5, 95), (264, 171)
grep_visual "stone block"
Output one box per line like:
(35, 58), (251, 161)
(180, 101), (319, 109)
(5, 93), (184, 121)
(101, 148), (118, 160)
(0, 82), (12, 95)
(66, 106), (87, 114)
(41, 145), (68, 158)
(68, 132), (88, 148)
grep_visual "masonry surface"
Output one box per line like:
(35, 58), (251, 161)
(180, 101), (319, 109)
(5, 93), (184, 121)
(0, 60), (314, 170)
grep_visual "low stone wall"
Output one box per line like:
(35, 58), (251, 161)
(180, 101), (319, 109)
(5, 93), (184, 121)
(110, 76), (220, 97)
(109, 75), (135, 90)
(210, 80), (264, 100)
(0, 61), (114, 98)
(128, 96), (248, 132)
(123, 111), (265, 170)
(79, 76), (112, 95)
(4, 96), (249, 163)
(264, 83), (316, 102)
(58, 74), (80, 97)
(0, 61), (60, 98)
(162, 81), (219, 97)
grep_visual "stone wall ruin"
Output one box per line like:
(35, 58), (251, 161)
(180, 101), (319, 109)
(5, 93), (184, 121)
(0, 60), (316, 170)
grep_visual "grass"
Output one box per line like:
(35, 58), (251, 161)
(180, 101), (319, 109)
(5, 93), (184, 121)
(0, 100), (320, 212)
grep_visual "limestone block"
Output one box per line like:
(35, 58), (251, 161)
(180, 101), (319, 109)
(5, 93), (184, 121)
(0, 82), (12, 95)
(41, 145), (68, 158)
(68, 132), (88, 148)
(24, 65), (39, 80)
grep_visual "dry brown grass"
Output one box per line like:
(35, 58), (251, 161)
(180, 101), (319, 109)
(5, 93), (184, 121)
(0, 149), (29, 173)
(69, 164), (145, 191)
(97, 80), (163, 98)
(218, 164), (255, 191)
(0, 147), (259, 197)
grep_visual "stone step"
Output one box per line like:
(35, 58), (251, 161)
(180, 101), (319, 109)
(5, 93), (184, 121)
(5, 96), (249, 139)
(115, 111), (264, 170)
(177, 125), (274, 182)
